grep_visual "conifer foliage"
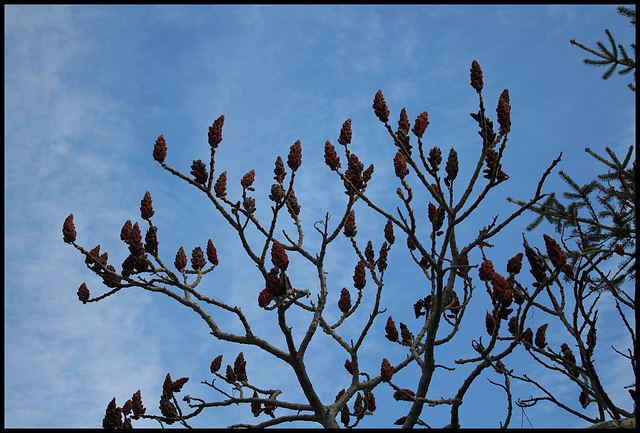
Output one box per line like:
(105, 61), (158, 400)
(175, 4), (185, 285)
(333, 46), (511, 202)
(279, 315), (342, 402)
(570, 6), (636, 91)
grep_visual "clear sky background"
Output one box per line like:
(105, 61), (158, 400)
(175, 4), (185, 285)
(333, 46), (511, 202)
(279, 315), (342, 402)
(4, 4), (636, 429)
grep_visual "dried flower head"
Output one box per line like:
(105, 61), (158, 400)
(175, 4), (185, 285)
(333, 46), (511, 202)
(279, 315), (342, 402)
(366, 391), (376, 412)
(251, 390), (261, 417)
(385, 316), (399, 342)
(579, 390), (589, 409)
(226, 364), (237, 382)
(393, 151), (410, 179)
(384, 219), (395, 244)
(78, 282), (90, 303)
(338, 118), (352, 146)
(206, 239), (219, 266)
(338, 288), (352, 313)
(286, 190), (301, 217)
(140, 191), (155, 220)
(393, 388), (416, 402)
(373, 90), (390, 123)
(364, 240), (375, 264)
(491, 272), (511, 303)
(287, 140), (302, 171)
(399, 322), (413, 344)
(470, 60), (483, 93)
(362, 164), (374, 188)
(398, 108), (410, 133)
(344, 210), (357, 238)
(427, 147), (442, 172)
(523, 236), (547, 283)
(523, 328), (533, 345)
(543, 234), (567, 269)
(353, 260), (366, 290)
(485, 311), (495, 336)
(103, 397), (123, 429)
(241, 169), (256, 191)
(444, 148), (459, 187)
(210, 355), (223, 373)
(63, 214), (77, 243)
(341, 404), (350, 427)
(324, 141), (341, 170)
(344, 359), (353, 374)
(214, 171), (228, 198)
(153, 135), (167, 163)
(175, 246), (187, 272)
(271, 240), (289, 271)
(406, 235), (417, 251)
(497, 89), (511, 135)
(353, 392), (364, 415)
(170, 377), (189, 393)
(258, 287), (274, 308)
(234, 352), (247, 383)
(478, 260), (495, 282)
(412, 111), (430, 138)
(208, 115), (224, 149)
(535, 323), (549, 349)
(190, 159), (208, 185)
(345, 153), (365, 192)
(507, 253), (524, 275)
(191, 246), (206, 270)
(381, 358), (394, 382)
(131, 390), (146, 419)
(273, 156), (287, 183)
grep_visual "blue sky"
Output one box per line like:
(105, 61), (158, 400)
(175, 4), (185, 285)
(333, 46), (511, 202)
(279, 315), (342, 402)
(4, 4), (635, 429)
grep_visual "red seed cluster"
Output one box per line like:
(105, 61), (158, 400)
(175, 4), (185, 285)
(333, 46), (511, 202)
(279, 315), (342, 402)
(344, 210), (357, 238)
(241, 169), (256, 191)
(214, 171), (228, 198)
(384, 219), (395, 245)
(412, 111), (430, 138)
(393, 388), (415, 402)
(140, 191), (155, 220)
(485, 311), (495, 336)
(497, 89), (511, 135)
(63, 214), (77, 243)
(535, 323), (548, 349)
(271, 240), (289, 271)
(324, 141), (341, 170)
(470, 60), (484, 93)
(478, 260), (495, 282)
(373, 90), (390, 123)
(78, 282), (90, 303)
(210, 355), (223, 373)
(353, 260), (366, 290)
(338, 288), (352, 313)
(398, 108), (410, 133)
(380, 358), (394, 382)
(208, 115), (225, 149)
(507, 253), (523, 275)
(427, 147), (442, 172)
(191, 246), (206, 270)
(345, 153), (365, 191)
(491, 273), (511, 303)
(444, 148), (458, 187)
(175, 246), (187, 271)
(338, 119), (352, 146)
(273, 156), (287, 183)
(385, 316), (399, 342)
(234, 352), (247, 382)
(393, 151), (410, 179)
(287, 140), (302, 171)
(153, 135), (167, 163)
(131, 390), (146, 419)
(206, 239), (219, 266)
(543, 234), (567, 269)
(399, 322), (413, 344)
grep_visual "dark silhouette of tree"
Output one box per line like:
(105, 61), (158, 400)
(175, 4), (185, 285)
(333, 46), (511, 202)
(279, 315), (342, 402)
(63, 59), (635, 428)
(570, 6), (636, 91)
